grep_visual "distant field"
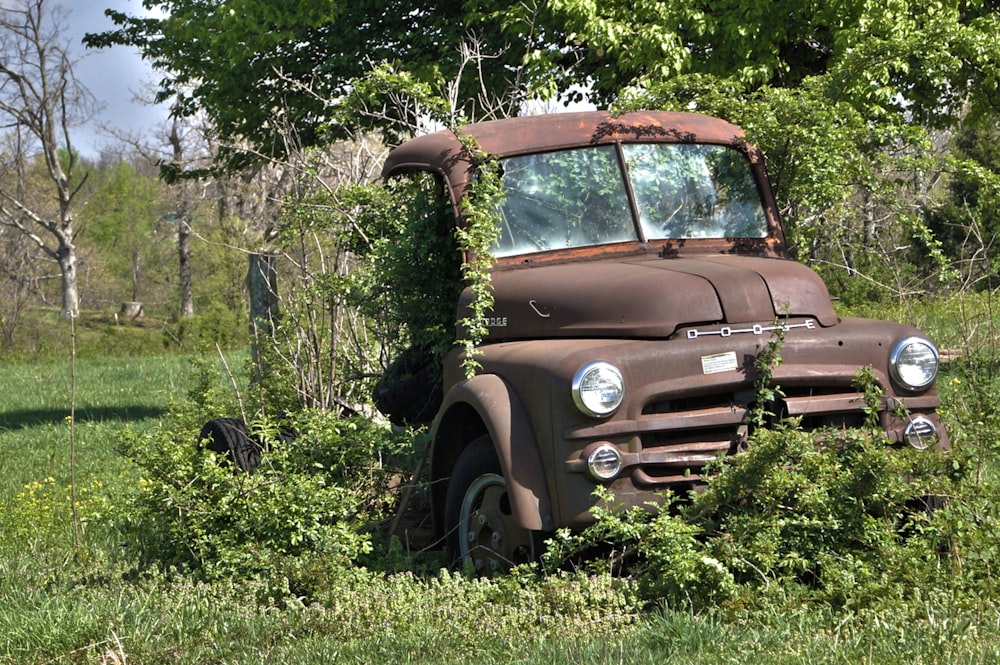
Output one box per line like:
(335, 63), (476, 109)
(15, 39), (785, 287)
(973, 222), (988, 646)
(0, 353), (198, 503)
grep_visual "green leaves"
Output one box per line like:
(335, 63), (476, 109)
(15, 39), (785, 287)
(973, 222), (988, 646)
(85, 1), (531, 169)
(540, 488), (737, 608)
(455, 149), (503, 377)
(547, 419), (955, 609)
(117, 408), (410, 589)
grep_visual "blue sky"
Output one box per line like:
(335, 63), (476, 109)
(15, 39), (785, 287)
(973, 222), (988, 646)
(68, 1), (170, 157)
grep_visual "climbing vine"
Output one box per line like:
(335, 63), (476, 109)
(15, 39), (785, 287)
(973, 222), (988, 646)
(454, 139), (504, 378)
(748, 317), (787, 427)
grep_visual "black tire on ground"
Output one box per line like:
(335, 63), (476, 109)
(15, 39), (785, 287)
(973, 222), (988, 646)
(443, 435), (542, 575)
(198, 418), (261, 472)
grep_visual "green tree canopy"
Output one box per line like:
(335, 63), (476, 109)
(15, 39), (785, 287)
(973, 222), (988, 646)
(86, 1), (1000, 163)
(80, 162), (166, 298)
(923, 115), (1000, 287)
(83, 0), (527, 169)
(524, 0), (1000, 127)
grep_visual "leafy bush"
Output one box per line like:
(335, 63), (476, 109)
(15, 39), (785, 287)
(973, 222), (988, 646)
(114, 404), (416, 595)
(694, 424), (953, 606)
(544, 414), (957, 611)
(541, 490), (738, 609)
(250, 174), (466, 416)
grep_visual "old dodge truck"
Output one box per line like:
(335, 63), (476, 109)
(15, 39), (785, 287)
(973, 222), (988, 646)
(377, 110), (947, 574)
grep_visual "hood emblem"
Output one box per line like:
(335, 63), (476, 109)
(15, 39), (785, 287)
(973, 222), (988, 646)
(687, 319), (816, 339)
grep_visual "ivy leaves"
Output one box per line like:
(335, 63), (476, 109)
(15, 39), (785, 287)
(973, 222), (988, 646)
(455, 145), (504, 378)
(527, 0), (1000, 127)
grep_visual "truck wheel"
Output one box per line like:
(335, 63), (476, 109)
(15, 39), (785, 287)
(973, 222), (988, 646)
(198, 418), (261, 472)
(444, 435), (540, 575)
(372, 344), (443, 426)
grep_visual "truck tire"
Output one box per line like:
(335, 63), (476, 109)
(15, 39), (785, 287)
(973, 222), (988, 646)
(198, 418), (261, 472)
(444, 435), (541, 575)
(372, 345), (443, 425)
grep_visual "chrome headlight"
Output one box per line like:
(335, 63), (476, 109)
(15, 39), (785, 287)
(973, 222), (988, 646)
(572, 361), (625, 417)
(889, 336), (939, 391)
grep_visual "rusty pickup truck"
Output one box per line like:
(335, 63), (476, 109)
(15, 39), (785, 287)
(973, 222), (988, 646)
(378, 110), (947, 574)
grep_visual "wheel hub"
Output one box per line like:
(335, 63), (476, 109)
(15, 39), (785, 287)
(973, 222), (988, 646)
(459, 473), (534, 574)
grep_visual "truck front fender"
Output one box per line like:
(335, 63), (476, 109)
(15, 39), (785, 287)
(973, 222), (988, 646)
(431, 373), (554, 531)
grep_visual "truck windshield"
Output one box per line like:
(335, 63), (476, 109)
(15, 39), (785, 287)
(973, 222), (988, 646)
(493, 143), (767, 257)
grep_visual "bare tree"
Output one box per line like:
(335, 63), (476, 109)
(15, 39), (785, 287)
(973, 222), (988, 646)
(0, 0), (94, 316)
(0, 222), (34, 345)
(166, 115), (197, 317)
(99, 91), (212, 319)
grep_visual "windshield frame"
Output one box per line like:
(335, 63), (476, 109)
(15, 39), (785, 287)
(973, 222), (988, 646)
(491, 141), (770, 259)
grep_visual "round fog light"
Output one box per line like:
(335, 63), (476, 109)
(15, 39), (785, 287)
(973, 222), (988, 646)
(587, 444), (623, 481)
(904, 416), (939, 450)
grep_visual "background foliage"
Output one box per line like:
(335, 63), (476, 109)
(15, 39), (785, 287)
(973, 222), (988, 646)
(4, 0), (1000, 661)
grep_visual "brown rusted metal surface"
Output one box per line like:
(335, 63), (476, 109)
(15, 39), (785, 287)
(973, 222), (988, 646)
(459, 255), (839, 342)
(382, 111), (749, 187)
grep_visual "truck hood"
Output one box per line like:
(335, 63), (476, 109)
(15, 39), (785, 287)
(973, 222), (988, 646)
(461, 255), (839, 340)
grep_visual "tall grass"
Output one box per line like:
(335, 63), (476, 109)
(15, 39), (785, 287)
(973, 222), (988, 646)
(3, 316), (1000, 663)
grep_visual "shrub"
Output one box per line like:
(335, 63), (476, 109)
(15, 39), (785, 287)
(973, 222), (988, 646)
(114, 405), (415, 596)
(544, 418), (957, 610)
(692, 423), (954, 607)
(541, 490), (738, 610)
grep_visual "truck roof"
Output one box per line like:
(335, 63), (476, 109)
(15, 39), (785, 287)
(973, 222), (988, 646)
(381, 110), (750, 207)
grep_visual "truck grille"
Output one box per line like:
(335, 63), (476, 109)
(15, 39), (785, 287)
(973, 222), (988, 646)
(632, 387), (868, 488)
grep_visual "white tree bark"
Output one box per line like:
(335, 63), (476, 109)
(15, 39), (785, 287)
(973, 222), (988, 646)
(0, 0), (93, 317)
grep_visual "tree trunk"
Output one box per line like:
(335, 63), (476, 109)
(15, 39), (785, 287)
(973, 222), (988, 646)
(58, 244), (79, 317)
(247, 253), (278, 382)
(0, 1), (90, 321)
(119, 301), (143, 319)
(178, 219), (194, 317)
(131, 248), (141, 302)
(168, 115), (196, 320)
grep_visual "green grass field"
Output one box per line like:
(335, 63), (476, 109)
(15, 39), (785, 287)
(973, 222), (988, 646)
(3, 312), (1000, 663)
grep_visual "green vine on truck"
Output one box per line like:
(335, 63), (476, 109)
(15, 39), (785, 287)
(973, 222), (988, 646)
(454, 139), (504, 378)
